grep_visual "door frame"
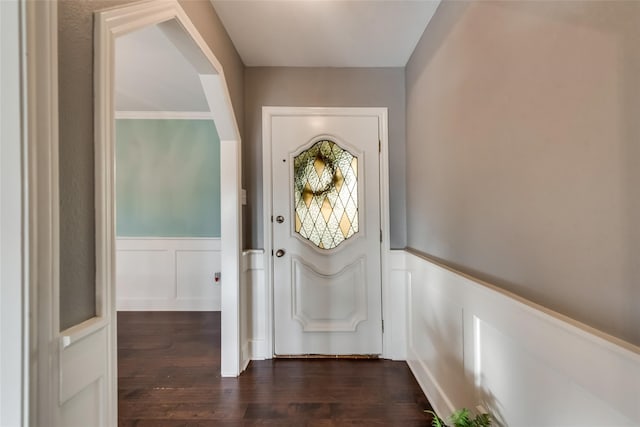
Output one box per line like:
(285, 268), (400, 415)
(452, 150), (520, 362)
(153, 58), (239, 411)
(94, 0), (243, 389)
(262, 106), (392, 358)
(23, 1), (60, 425)
(10, 1), (243, 424)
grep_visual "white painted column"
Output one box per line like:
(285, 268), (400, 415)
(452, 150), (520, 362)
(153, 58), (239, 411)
(200, 73), (244, 377)
(220, 139), (242, 376)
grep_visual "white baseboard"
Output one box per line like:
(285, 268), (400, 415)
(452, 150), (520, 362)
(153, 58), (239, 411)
(404, 249), (640, 426)
(407, 347), (454, 419)
(249, 339), (266, 360)
(116, 238), (221, 311)
(115, 299), (220, 311)
(241, 341), (251, 372)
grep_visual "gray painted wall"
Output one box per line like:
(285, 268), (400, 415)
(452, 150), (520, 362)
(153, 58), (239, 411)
(243, 67), (407, 249)
(405, 1), (640, 345)
(58, 0), (244, 330)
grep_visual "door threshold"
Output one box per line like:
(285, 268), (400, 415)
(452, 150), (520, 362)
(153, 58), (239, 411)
(274, 354), (380, 359)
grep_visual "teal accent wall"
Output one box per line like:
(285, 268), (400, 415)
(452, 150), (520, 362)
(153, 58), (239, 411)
(116, 119), (221, 238)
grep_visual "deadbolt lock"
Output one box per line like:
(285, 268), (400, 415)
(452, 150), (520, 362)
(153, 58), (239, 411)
(276, 215), (285, 223)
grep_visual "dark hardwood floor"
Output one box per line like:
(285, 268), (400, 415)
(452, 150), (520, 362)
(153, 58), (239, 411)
(118, 311), (434, 426)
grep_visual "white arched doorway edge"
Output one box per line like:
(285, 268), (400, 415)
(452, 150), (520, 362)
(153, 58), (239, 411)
(94, 0), (242, 389)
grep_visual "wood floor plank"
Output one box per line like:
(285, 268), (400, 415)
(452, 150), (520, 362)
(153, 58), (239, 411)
(118, 311), (434, 425)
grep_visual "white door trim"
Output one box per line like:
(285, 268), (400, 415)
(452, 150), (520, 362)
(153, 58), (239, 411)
(262, 106), (392, 359)
(22, 1), (61, 425)
(94, 0), (243, 411)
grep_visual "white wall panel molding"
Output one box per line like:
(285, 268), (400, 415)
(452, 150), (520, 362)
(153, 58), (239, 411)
(59, 320), (109, 427)
(241, 250), (266, 367)
(291, 257), (367, 333)
(116, 238), (221, 311)
(403, 249), (640, 426)
(386, 250), (409, 361)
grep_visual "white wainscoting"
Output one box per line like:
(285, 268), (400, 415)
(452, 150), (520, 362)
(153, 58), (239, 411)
(241, 250), (266, 369)
(116, 238), (221, 311)
(404, 249), (640, 426)
(387, 250), (409, 360)
(59, 318), (112, 427)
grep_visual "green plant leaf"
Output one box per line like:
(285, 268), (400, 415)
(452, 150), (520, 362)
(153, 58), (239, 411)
(425, 410), (446, 427)
(472, 412), (492, 427)
(428, 406), (492, 427)
(449, 408), (472, 427)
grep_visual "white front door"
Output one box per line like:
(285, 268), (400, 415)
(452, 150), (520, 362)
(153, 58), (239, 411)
(270, 111), (383, 355)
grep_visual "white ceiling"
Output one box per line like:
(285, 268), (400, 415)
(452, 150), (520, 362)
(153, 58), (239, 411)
(211, 0), (441, 67)
(114, 1), (441, 112)
(115, 25), (210, 112)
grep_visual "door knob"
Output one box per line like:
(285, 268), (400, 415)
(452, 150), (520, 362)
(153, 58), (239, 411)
(276, 215), (285, 223)
(275, 249), (285, 257)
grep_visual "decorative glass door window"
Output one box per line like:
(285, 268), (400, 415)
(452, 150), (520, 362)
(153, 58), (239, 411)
(293, 140), (358, 249)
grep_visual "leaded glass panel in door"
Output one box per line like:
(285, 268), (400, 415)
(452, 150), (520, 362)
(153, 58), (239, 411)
(293, 140), (358, 249)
